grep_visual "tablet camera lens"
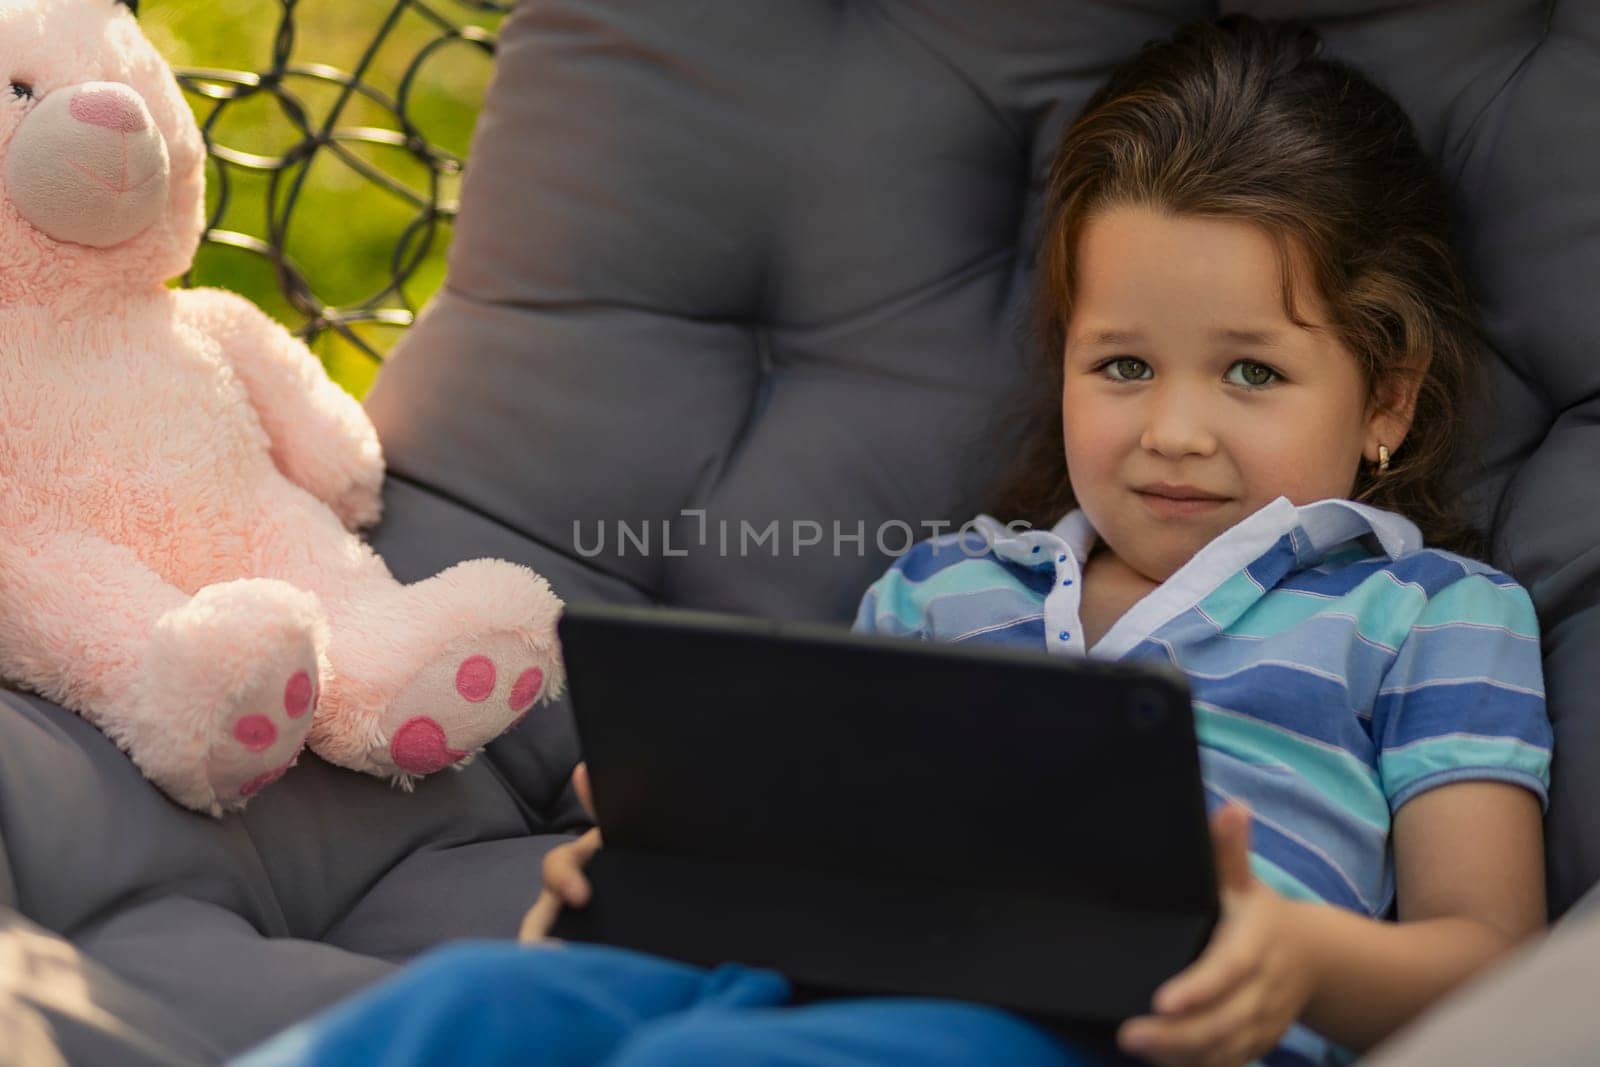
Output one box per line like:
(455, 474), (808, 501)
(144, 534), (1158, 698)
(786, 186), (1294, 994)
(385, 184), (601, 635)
(1131, 691), (1165, 730)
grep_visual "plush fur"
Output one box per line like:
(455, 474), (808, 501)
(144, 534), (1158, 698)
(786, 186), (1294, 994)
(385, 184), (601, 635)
(0, 0), (565, 815)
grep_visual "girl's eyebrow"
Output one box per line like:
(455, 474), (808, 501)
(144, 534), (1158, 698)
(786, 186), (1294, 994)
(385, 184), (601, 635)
(1071, 327), (1285, 347)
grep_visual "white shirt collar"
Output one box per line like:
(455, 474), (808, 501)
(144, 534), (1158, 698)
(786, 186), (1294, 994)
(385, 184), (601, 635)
(1039, 495), (1420, 565)
(1292, 497), (1421, 561)
(1049, 508), (1099, 563)
(971, 497), (1423, 660)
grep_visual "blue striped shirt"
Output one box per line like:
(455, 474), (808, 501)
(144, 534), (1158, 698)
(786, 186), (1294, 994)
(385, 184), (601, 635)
(852, 497), (1552, 1067)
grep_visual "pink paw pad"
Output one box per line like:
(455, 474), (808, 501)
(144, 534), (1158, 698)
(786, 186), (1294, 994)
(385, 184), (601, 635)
(391, 716), (468, 775)
(233, 715), (278, 752)
(509, 668), (544, 714)
(455, 656), (496, 703)
(284, 670), (315, 718)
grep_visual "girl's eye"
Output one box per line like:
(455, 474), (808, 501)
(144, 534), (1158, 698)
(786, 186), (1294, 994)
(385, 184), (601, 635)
(9, 82), (33, 101)
(1102, 357), (1152, 382)
(1225, 360), (1279, 388)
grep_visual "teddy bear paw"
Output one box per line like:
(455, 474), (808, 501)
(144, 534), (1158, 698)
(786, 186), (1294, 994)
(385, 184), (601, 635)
(376, 628), (563, 785)
(205, 657), (321, 812)
(206, 659), (318, 809)
(143, 578), (327, 814)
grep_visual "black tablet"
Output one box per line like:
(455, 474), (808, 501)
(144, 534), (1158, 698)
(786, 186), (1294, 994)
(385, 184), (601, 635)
(550, 602), (1218, 1027)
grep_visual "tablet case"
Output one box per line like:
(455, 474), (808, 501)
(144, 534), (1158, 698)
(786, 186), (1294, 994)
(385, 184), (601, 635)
(551, 603), (1218, 1025)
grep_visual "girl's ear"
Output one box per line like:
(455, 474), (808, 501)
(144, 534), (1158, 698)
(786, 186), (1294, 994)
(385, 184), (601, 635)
(1363, 366), (1423, 464)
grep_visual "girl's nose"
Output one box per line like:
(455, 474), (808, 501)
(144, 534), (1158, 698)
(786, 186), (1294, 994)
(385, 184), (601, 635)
(1140, 391), (1219, 458)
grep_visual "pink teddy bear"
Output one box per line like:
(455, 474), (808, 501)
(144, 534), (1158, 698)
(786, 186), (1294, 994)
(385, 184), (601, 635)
(0, 0), (565, 815)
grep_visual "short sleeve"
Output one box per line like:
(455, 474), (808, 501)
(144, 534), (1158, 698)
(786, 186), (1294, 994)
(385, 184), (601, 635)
(1375, 573), (1553, 814)
(851, 544), (934, 638)
(851, 531), (1055, 644)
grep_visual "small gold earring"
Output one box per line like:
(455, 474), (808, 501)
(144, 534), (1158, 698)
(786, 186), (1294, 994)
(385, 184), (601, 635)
(1377, 444), (1391, 474)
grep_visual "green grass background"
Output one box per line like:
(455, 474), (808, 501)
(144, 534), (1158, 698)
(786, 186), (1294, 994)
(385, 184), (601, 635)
(143, 0), (505, 396)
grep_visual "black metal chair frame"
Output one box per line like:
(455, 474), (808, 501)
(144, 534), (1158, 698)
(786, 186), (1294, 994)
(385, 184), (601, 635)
(162, 0), (509, 365)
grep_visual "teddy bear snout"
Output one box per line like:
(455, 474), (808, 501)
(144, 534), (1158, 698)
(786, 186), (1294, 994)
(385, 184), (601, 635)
(3, 80), (171, 249)
(69, 86), (149, 134)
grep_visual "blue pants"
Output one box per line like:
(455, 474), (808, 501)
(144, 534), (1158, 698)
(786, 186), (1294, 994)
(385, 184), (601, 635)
(235, 942), (1123, 1066)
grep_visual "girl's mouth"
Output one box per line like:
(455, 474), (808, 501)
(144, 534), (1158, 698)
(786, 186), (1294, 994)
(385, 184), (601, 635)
(1133, 486), (1231, 518)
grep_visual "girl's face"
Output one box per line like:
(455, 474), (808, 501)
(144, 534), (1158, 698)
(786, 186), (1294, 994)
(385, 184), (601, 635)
(1061, 205), (1413, 583)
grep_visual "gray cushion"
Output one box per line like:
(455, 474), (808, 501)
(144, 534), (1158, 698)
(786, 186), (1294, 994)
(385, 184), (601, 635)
(1452, 0), (1600, 927)
(0, 909), (219, 1067)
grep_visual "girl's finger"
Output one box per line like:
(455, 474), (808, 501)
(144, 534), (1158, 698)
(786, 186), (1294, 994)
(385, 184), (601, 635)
(572, 826), (604, 860)
(573, 762), (596, 821)
(547, 865), (591, 907)
(1153, 928), (1260, 1014)
(1120, 982), (1266, 1065)
(518, 891), (561, 943)
(1209, 802), (1254, 894)
(542, 829), (604, 906)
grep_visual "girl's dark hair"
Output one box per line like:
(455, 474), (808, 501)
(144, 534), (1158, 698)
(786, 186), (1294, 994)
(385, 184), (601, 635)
(991, 14), (1489, 558)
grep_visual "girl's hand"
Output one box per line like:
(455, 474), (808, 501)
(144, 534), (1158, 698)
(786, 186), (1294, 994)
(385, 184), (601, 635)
(1116, 802), (1317, 1067)
(519, 763), (604, 943)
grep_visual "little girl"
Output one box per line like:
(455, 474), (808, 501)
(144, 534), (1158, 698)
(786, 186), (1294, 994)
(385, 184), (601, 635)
(240, 15), (1552, 1067)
